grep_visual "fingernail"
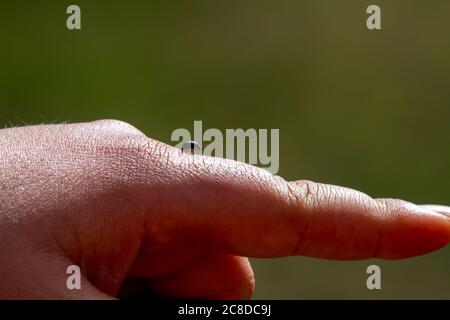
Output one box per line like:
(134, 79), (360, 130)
(419, 205), (450, 219)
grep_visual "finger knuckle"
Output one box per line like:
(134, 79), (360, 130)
(89, 119), (146, 137)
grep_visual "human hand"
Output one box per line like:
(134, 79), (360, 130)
(0, 120), (448, 299)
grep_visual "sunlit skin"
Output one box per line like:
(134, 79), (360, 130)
(0, 120), (448, 299)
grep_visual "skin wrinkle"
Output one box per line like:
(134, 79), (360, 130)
(154, 162), (233, 252)
(95, 249), (133, 296)
(285, 180), (316, 256)
(250, 177), (305, 256)
(138, 140), (201, 247)
(133, 138), (177, 186)
(0, 120), (448, 299)
(287, 181), (385, 259)
(2, 125), (148, 294)
(82, 210), (142, 295)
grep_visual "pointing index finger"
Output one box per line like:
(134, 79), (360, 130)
(144, 143), (450, 260)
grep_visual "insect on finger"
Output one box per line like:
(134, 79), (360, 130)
(181, 141), (201, 155)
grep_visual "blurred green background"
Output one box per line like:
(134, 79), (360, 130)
(0, 0), (449, 299)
